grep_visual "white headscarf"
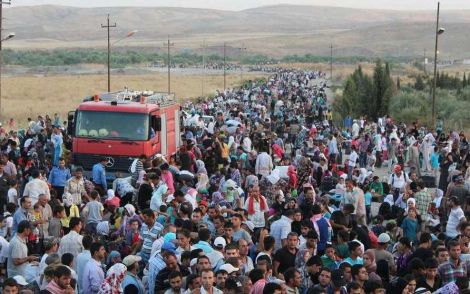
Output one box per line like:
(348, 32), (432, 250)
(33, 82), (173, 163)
(98, 263), (127, 294)
(96, 221), (110, 236)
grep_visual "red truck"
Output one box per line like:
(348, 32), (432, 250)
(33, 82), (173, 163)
(67, 91), (181, 179)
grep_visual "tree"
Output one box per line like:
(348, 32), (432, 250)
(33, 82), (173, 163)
(397, 77), (401, 89)
(415, 76), (425, 91)
(464, 73), (467, 88)
(371, 59), (393, 120)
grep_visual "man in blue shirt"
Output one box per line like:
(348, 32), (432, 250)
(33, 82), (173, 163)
(48, 158), (71, 200)
(92, 157), (108, 196)
(12, 196), (33, 235)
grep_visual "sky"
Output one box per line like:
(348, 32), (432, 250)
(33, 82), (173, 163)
(10, 0), (470, 11)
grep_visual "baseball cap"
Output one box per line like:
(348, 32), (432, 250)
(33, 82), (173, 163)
(331, 269), (346, 288)
(214, 237), (227, 249)
(219, 263), (239, 274)
(122, 255), (142, 267)
(378, 233), (391, 244)
(13, 275), (28, 286)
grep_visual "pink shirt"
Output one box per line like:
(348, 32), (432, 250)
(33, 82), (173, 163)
(161, 171), (175, 194)
(250, 279), (267, 294)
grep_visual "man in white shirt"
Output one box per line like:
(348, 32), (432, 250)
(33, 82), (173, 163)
(206, 118), (215, 135)
(270, 210), (294, 251)
(255, 152), (273, 178)
(388, 165), (407, 201)
(23, 169), (50, 206)
(446, 197), (466, 239)
(348, 147), (358, 180)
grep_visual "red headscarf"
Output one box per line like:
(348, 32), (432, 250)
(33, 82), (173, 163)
(287, 165), (298, 189)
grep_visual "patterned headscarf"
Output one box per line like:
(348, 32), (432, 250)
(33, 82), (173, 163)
(98, 263), (127, 294)
(96, 221), (110, 236)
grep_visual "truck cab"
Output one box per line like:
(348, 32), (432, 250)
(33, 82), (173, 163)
(68, 91), (181, 180)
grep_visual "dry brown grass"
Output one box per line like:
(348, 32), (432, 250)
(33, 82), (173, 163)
(1, 72), (268, 126)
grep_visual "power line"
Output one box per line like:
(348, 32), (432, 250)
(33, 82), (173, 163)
(101, 14), (117, 92)
(0, 0), (11, 121)
(163, 35), (174, 94)
(237, 43), (247, 85)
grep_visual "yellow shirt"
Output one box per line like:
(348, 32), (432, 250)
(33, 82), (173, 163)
(61, 204), (80, 228)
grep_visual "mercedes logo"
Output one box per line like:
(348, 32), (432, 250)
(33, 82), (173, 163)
(105, 156), (115, 168)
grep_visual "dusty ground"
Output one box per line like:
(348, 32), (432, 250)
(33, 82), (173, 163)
(1, 71), (268, 127)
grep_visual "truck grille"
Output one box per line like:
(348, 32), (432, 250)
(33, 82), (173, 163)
(73, 153), (134, 172)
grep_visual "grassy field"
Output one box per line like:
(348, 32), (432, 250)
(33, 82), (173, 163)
(1, 72), (267, 127)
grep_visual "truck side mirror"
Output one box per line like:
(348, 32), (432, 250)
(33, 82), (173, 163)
(67, 111), (75, 135)
(153, 116), (162, 132)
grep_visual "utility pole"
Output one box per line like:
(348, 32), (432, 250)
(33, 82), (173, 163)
(201, 40), (206, 96)
(237, 43), (246, 85)
(101, 14), (116, 92)
(223, 42), (227, 90)
(424, 48), (427, 75)
(432, 2), (441, 127)
(330, 43), (333, 80)
(164, 35), (174, 94)
(0, 0), (11, 121)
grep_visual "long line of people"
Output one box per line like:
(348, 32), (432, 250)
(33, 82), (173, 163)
(0, 67), (470, 294)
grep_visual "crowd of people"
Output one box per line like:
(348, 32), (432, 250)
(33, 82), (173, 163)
(0, 67), (469, 294)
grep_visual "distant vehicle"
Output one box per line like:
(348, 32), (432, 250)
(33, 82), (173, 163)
(68, 90), (181, 180)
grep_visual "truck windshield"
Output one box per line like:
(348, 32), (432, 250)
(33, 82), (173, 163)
(75, 111), (149, 141)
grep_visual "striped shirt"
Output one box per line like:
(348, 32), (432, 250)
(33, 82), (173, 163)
(438, 258), (469, 284)
(139, 221), (163, 262)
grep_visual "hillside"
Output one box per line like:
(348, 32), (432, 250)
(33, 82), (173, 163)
(3, 4), (470, 58)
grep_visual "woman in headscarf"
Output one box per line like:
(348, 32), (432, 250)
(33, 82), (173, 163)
(196, 172), (210, 196)
(196, 160), (207, 175)
(97, 221), (110, 235)
(106, 251), (122, 271)
(287, 165), (298, 196)
(119, 204), (142, 236)
(61, 192), (80, 235)
(363, 249), (382, 283)
(51, 126), (63, 167)
(229, 161), (241, 187)
(98, 263), (127, 294)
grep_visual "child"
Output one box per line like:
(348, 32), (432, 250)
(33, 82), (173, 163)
(29, 203), (41, 253)
(33, 203), (42, 221)
(426, 202), (440, 230)
(157, 205), (168, 225)
(430, 146), (440, 184)
(400, 209), (418, 243)
(321, 244), (339, 270)
(61, 193), (80, 235)
(49, 205), (65, 238)
(125, 219), (141, 253)
(1, 203), (15, 238)
(83, 190), (104, 234)
(7, 179), (18, 205)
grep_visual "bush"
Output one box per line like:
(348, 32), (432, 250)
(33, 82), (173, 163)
(390, 87), (470, 130)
